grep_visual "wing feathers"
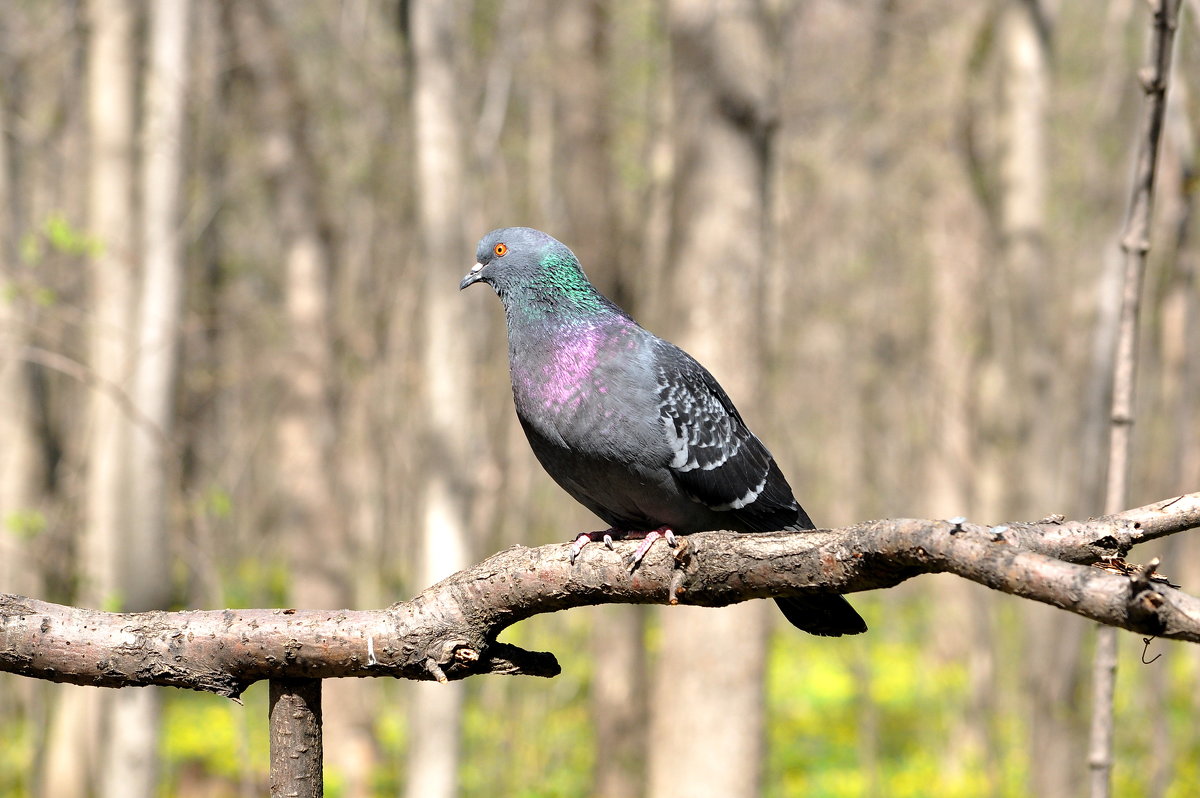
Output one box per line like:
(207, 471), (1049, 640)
(654, 341), (801, 530)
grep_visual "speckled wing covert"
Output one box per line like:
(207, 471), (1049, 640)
(653, 340), (812, 533)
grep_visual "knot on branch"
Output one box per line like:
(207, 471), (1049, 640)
(1125, 557), (1174, 635)
(417, 637), (561, 682)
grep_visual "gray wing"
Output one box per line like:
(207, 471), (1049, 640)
(654, 341), (809, 532)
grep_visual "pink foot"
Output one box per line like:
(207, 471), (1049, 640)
(568, 528), (618, 564)
(625, 526), (676, 572)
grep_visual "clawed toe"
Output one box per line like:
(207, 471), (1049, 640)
(569, 528), (621, 564)
(571, 525), (677, 571)
(624, 526), (675, 573)
(568, 532), (593, 565)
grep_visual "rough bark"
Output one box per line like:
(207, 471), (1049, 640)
(4, 494), (1196, 696)
(269, 679), (324, 798)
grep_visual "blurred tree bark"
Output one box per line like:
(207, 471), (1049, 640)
(236, 0), (345, 610)
(129, 0), (188, 617)
(229, 2), (377, 794)
(182, 0), (233, 610)
(80, 0), (137, 630)
(990, 4), (1091, 796)
(553, 3), (649, 795)
(555, 1), (619, 292)
(101, 2), (193, 797)
(406, 1), (474, 796)
(0, 2), (1197, 795)
(924, 178), (1002, 789)
(1090, 3), (1183, 795)
(0, 11), (43, 751)
(649, 3), (778, 797)
(1149, 64), (1196, 798)
(0, 9), (40, 608)
(43, 1), (138, 795)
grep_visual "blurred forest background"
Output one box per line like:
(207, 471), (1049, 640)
(1, 0), (1199, 796)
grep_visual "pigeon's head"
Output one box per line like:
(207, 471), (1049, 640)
(460, 227), (589, 302)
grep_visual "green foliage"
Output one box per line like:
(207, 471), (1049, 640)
(0, 714), (31, 798)
(19, 213), (100, 267)
(99, 591), (126, 613)
(198, 486), (234, 522)
(771, 594), (974, 798)
(44, 214), (100, 257)
(457, 611), (594, 798)
(761, 592), (1200, 798)
(221, 559), (292, 610)
(1109, 636), (1200, 798)
(160, 684), (270, 795)
(3, 509), (46, 541)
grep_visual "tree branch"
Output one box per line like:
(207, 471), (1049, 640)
(2, 493), (1199, 698)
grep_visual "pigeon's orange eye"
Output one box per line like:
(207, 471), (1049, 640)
(494, 243), (508, 257)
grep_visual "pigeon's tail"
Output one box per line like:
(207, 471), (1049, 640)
(774, 595), (867, 637)
(767, 515), (867, 636)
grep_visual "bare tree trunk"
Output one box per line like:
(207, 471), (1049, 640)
(269, 679), (324, 798)
(0, 13), (43, 760)
(406, 2), (474, 796)
(1090, 4), (1183, 796)
(1149, 65), (1197, 798)
(234, 0), (346, 613)
(102, 3), (192, 797)
(923, 180), (1003, 790)
(82, 0), (138, 622)
(590, 606), (647, 798)
(992, 5), (1090, 795)
(551, 5), (649, 795)
(129, 0), (188, 615)
(649, 3), (777, 797)
(998, 0), (1058, 510)
(44, 1), (138, 795)
(555, 0), (619, 296)
(0, 8), (39, 604)
(229, 3), (375, 794)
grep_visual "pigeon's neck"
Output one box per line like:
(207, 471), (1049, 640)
(505, 301), (624, 364)
(501, 252), (620, 324)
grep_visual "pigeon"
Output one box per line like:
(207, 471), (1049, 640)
(460, 227), (866, 637)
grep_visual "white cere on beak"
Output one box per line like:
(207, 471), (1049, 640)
(470, 262), (484, 274)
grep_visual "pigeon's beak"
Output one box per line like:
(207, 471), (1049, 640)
(459, 262), (486, 290)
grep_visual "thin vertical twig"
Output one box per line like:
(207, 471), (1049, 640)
(269, 678), (324, 798)
(1089, 2), (1184, 797)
